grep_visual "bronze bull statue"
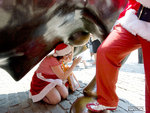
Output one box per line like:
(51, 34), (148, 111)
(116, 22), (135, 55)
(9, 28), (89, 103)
(0, 0), (127, 112)
(0, 0), (127, 81)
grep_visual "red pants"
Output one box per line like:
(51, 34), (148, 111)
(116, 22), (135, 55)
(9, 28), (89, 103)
(96, 24), (150, 112)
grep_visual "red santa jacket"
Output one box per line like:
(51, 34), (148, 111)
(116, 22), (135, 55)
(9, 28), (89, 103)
(117, 0), (150, 41)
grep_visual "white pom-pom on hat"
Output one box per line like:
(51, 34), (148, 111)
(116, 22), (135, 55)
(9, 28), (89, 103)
(53, 43), (72, 57)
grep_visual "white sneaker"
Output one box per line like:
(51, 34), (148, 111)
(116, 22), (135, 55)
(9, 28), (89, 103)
(86, 101), (117, 112)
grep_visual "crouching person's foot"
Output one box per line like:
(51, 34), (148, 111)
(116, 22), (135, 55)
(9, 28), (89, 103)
(86, 101), (117, 112)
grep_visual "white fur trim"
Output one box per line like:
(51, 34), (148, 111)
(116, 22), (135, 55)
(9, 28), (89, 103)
(136, 0), (150, 9)
(29, 73), (63, 102)
(53, 45), (72, 57)
(118, 9), (150, 41)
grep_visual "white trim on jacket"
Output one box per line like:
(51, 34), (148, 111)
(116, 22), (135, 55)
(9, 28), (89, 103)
(29, 73), (63, 102)
(118, 9), (150, 41)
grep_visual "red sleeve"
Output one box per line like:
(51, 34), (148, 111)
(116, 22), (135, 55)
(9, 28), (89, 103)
(118, 0), (141, 19)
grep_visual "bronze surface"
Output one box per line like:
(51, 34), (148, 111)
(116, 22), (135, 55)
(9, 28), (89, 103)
(0, 0), (127, 81)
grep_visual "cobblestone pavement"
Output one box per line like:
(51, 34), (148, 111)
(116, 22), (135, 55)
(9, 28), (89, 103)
(0, 50), (145, 113)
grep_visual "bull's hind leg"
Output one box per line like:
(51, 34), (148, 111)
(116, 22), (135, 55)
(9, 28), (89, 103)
(70, 76), (110, 113)
(83, 76), (97, 97)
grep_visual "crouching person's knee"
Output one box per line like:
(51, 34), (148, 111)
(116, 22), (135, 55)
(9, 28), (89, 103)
(43, 95), (61, 105)
(50, 96), (61, 104)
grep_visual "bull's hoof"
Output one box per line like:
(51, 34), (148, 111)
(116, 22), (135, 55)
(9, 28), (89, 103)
(70, 96), (110, 113)
(83, 76), (97, 98)
(83, 90), (97, 98)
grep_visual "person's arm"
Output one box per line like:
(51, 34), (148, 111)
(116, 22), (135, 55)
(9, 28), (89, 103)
(51, 57), (81, 80)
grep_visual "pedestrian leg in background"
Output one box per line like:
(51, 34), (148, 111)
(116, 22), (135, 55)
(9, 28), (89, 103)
(92, 39), (101, 65)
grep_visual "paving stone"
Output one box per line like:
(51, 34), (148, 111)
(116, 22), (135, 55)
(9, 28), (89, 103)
(71, 91), (81, 96)
(9, 104), (23, 113)
(38, 103), (52, 113)
(67, 94), (77, 101)
(17, 92), (30, 108)
(77, 93), (84, 98)
(76, 87), (83, 92)
(128, 106), (145, 113)
(17, 92), (28, 101)
(25, 91), (29, 96)
(59, 100), (71, 110)
(23, 107), (33, 113)
(118, 99), (129, 111)
(31, 101), (46, 113)
(79, 82), (86, 88)
(0, 96), (8, 106)
(67, 92), (81, 104)
(67, 109), (70, 113)
(44, 104), (55, 113)
(30, 102), (41, 112)
(0, 103), (9, 113)
(78, 89), (84, 94)
(69, 98), (77, 104)
(119, 98), (128, 103)
(21, 100), (30, 109)
(133, 111), (144, 113)
(115, 106), (129, 113)
(48, 104), (66, 113)
(0, 94), (7, 100)
(8, 93), (20, 107)
(78, 80), (83, 83)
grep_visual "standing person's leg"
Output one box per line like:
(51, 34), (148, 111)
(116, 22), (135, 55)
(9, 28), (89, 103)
(92, 40), (101, 64)
(96, 25), (141, 107)
(89, 44), (94, 59)
(86, 24), (141, 111)
(139, 37), (150, 113)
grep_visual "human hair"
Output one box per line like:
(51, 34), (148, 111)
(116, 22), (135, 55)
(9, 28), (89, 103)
(55, 56), (64, 61)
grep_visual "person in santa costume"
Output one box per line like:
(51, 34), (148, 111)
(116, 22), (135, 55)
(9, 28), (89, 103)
(86, 0), (150, 112)
(29, 43), (81, 104)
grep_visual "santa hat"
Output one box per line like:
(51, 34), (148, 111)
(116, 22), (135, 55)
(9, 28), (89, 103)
(53, 43), (72, 57)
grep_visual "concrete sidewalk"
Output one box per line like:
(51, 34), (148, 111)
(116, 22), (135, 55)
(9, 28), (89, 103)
(0, 49), (145, 113)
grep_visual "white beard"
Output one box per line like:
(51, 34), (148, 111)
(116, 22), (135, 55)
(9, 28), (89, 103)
(136, 0), (150, 8)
